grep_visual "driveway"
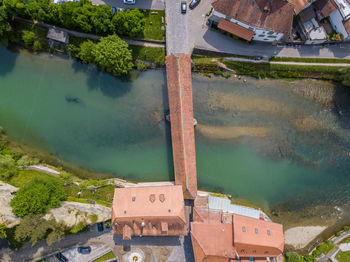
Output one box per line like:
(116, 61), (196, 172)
(165, 0), (189, 55)
(186, 0), (350, 59)
(91, 0), (165, 10)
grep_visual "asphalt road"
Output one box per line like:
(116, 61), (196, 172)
(91, 0), (165, 10)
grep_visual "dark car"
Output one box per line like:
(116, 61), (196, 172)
(97, 222), (104, 232)
(55, 252), (68, 262)
(189, 0), (200, 9)
(77, 246), (92, 254)
(181, 1), (187, 14)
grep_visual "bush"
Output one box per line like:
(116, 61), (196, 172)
(78, 40), (96, 64)
(0, 154), (18, 181)
(33, 40), (42, 51)
(90, 214), (98, 223)
(70, 222), (86, 234)
(22, 29), (36, 47)
(10, 177), (66, 217)
(286, 252), (301, 262)
(0, 224), (7, 239)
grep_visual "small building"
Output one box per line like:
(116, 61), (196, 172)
(327, 0), (350, 40)
(209, 0), (295, 42)
(112, 185), (187, 240)
(47, 27), (69, 51)
(191, 212), (284, 262)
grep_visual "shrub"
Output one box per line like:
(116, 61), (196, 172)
(70, 222), (86, 234)
(112, 9), (145, 37)
(90, 214), (98, 224)
(285, 252), (301, 262)
(10, 177), (66, 217)
(78, 40), (96, 64)
(0, 154), (18, 181)
(33, 40), (42, 51)
(22, 30), (36, 47)
(0, 224), (7, 239)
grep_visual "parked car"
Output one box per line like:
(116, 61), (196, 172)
(189, 0), (200, 9)
(123, 0), (135, 4)
(97, 222), (104, 232)
(77, 246), (92, 254)
(181, 1), (187, 14)
(253, 56), (261, 61)
(55, 252), (68, 262)
(117, 7), (125, 12)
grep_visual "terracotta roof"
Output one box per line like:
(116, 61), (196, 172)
(191, 222), (236, 262)
(218, 18), (255, 41)
(112, 185), (187, 239)
(287, 0), (309, 14)
(233, 214), (284, 257)
(212, 0), (294, 35)
(165, 54), (197, 199)
(314, 0), (338, 17)
(342, 19), (350, 36)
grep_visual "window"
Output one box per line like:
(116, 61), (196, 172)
(258, 34), (265, 37)
(255, 228), (258, 234)
(242, 226), (246, 232)
(252, 1), (255, 6)
(267, 229), (271, 235)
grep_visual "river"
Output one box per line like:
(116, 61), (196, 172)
(0, 46), (349, 225)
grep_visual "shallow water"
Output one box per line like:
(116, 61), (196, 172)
(0, 46), (349, 215)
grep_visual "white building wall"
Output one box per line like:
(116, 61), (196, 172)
(212, 10), (284, 42)
(330, 9), (349, 39)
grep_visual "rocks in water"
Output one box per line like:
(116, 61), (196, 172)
(65, 95), (81, 104)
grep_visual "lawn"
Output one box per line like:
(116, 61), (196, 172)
(9, 170), (61, 187)
(340, 236), (350, 244)
(141, 10), (165, 40)
(335, 251), (350, 262)
(92, 251), (116, 262)
(129, 45), (165, 64)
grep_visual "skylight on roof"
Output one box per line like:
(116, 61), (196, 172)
(267, 229), (271, 235)
(255, 228), (258, 234)
(242, 226), (246, 232)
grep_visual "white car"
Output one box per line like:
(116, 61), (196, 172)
(123, 0), (135, 4)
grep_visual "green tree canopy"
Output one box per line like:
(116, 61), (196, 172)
(78, 40), (95, 64)
(15, 214), (65, 246)
(112, 9), (145, 37)
(93, 34), (133, 76)
(1, 0), (27, 18)
(0, 7), (12, 38)
(25, 0), (50, 22)
(340, 67), (350, 87)
(10, 177), (66, 217)
(0, 154), (18, 181)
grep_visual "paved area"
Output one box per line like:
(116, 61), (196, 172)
(165, 0), (189, 54)
(91, 0), (165, 10)
(60, 244), (111, 262)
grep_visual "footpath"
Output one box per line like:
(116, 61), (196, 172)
(318, 230), (350, 262)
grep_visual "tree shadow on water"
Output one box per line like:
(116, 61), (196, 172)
(86, 67), (134, 99)
(0, 45), (19, 77)
(332, 82), (350, 131)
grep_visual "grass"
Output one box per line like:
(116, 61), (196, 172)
(8, 169), (115, 204)
(335, 251), (350, 262)
(92, 251), (116, 262)
(270, 57), (350, 64)
(129, 45), (165, 64)
(223, 60), (344, 81)
(340, 235), (350, 244)
(8, 170), (61, 187)
(141, 10), (165, 40)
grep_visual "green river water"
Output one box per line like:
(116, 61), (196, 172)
(0, 46), (349, 219)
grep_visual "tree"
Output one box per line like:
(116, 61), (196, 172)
(1, 0), (27, 18)
(26, 0), (50, 22)
(112, 9), (145, 37)
(0, 7), (12, 38)
(0, 154), (18, 181)
(33, 39), (42, 51)
(78, 40), (95, 64)
(285, 252), (301, 262)
(0, 224), (7, 239)
(22, 29), (36, 47)
(93, 34), (133, 76)
(90, 5), (114, 35)
(10, 177), (66, 217)
(15, 215), (65, 246)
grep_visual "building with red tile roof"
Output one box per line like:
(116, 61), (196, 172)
(112, 185), (187, 240)
(191, 211), (284, 262)
(209, 0), (295, 42)
(166, 54), (197, 200)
